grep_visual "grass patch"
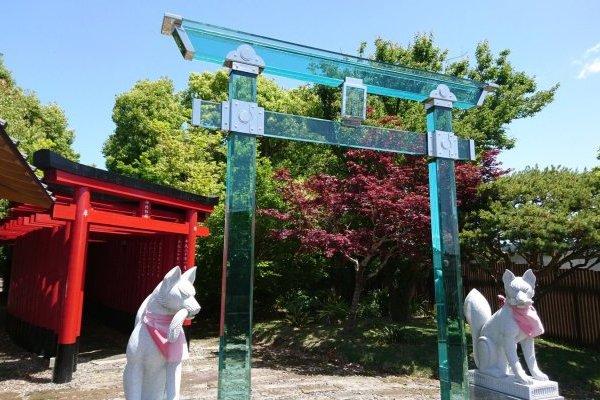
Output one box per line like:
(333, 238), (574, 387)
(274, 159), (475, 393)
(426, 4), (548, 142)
(534, 338), (600, 399)
(254, 317), (438, 378)
(254, 318), (600, 399)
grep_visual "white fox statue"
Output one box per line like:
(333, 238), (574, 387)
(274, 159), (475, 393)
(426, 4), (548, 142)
(464, 269), (548, 385)
(123, 266), (201, 400)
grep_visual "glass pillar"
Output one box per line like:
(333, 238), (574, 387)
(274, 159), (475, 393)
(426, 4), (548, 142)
(217, 69), (258, 400)
(426, 103), (469, 400)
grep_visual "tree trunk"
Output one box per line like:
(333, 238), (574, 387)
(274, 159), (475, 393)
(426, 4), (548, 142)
(345, 264), (366, 331)
(387, 263), (421, 323)
(389, 277), (416, 323)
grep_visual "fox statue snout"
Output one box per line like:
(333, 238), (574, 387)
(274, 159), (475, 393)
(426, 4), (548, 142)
(124, 266), (200, 400)
(464, 269), (548, 385)
(158, 267), (200, 318)
(184, 298), (201, 317)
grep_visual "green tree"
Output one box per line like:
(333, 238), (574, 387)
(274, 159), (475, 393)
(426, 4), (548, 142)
(103, 77), (224, 196)
(0, 57), (78, 162)
(346, 36), (558, 151)
(307, 34), (558, 321)
(0, 58), (78, 297)
(462, 167), (600, 298)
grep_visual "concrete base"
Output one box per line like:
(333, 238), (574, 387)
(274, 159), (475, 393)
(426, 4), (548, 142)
(471, 385), (564, 400)
(469, 370), (563, 400)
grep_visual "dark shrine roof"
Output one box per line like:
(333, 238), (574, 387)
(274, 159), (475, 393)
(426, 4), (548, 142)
(33, 149), (219, 207)
(0, 121), (54, 208)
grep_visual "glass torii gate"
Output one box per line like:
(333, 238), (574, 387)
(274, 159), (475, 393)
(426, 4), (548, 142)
(161, 13), (495, 400)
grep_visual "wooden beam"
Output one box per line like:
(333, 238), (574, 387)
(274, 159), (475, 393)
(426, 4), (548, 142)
(52, 203), (77, 221)
(46, 170), (214, 212)
(197, 226), (210, 237)
(88, 208), (189, 235)
(34, 213), (66, 227)
(89, 225), (155, 235)
(51, 203), (208, 235)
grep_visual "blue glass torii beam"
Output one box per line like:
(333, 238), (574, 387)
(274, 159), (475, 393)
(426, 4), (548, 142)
(193, 99), (476, 160)
(162, 14), (492, 110)
(162, 13), (495, 400)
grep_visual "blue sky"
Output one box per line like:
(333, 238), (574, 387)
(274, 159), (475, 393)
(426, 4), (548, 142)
(1, 1), (599, 171)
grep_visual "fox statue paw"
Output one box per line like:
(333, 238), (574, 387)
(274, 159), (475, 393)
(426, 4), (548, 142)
(515, 373), (535, 385)
(531, 369), (549, 381)
(168, 308), (188, 343)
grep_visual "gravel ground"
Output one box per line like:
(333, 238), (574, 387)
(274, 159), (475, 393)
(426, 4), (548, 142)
(0, 319), (440, 399)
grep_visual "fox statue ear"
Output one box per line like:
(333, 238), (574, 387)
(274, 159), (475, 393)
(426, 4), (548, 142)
(163, 266), (182, 286)
(181, 267), (197, 284)
(522, 269), (536, 288)
(502, 269), (515, 287)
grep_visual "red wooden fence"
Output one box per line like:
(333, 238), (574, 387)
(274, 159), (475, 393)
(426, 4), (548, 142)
(463, 262), (600, 348)
(6, 227), (69, 355)
(8, 228), (67, 331)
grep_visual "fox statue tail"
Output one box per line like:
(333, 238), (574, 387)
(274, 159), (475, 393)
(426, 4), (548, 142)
(464, 289), (492, 368)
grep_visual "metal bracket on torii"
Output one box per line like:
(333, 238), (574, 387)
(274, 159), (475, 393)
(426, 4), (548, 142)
(219, 100), (265, 135)
(425, 84), (460, 159)
(192, 45), (266, 135)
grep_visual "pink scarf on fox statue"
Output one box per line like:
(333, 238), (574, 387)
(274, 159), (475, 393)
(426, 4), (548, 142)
(498, 295), (544, 338)
(143, 310), (189, 362)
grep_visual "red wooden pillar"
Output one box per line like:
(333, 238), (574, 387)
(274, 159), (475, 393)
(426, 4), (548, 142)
(53, 187), (90, 383)
(183, 210), (197, 339)
(185, 209), (198, 269)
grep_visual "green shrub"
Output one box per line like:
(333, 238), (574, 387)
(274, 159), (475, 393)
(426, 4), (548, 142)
(409, 294), (433, 318)
(381, 325), (427, 344)
(357, 289), (387, 320)
(317, 294), (349, 324)
(276, 290), (317, 326)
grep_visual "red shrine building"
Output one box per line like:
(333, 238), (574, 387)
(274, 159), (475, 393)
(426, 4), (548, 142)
(0, 121), (217, 382)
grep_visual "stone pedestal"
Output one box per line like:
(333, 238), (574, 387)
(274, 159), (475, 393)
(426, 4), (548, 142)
(469, 370), (563, 400)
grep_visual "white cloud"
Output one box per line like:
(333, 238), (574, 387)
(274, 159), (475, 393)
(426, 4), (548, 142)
(575, 43), (600, 79)
(577, 57), (600, 79)
(584, 42), (600, 57)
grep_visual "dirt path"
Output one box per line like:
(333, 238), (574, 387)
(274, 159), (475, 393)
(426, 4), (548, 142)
(0, 327), (439, 399)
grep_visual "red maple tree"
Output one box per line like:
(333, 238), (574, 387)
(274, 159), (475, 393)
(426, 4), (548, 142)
(262, 149), (503, 326)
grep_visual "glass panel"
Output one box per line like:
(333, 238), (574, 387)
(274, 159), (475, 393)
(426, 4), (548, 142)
(218, 70), (257, 400)
(194, 100), (222, 130)
(264, 111), (427, 155)
(178, 18), (485, 109)
(427, 104), (468, 400)
(457, 139), (472, 161)
(343, 85), (366, 119)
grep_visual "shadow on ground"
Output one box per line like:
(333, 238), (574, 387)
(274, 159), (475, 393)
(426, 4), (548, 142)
(77, 315), (128, 362)
(0, 309), (52, 384)
(0, 308), (128, 384)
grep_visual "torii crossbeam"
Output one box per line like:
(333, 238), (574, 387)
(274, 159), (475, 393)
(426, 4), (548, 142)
(162, 13), (496, 400)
